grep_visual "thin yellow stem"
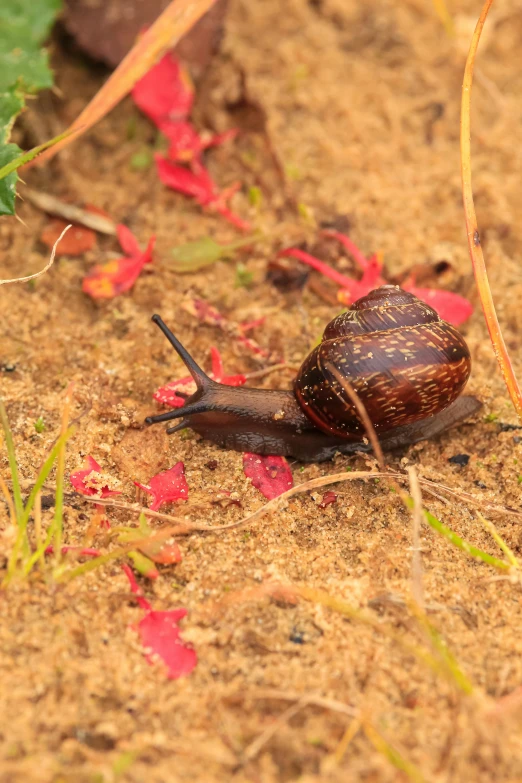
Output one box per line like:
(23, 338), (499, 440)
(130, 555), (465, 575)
(460, 0), (522, 420)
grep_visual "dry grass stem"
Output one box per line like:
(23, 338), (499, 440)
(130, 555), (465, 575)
(0, 225), (71, 285)
(326, 362), (385, 470)
(460, 0), (522, 419)
(409, 466), (425, 610)
(241, 697), (309, 763)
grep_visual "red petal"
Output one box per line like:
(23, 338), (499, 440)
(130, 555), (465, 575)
(239, 317), (266, 333)
(318, 491), (337, 508)
(70, 455), (121, 498)
(117, 224), (142, 257)
(210, 346), (224, 380)
(137, 610), (197, 679)
(404, 284), (474, 326)
(278, 247), (355, 288)
(221, 373), (247, 386)
(153, 348), (246, 410)
(243, 453), (294, 500)
(202, 128), (239, 150)
(123, 562), (151, 610)
(163, 121), (205, 162)
(122, 564), (196, 679)
(134, 462), (189, 511)
(155, 155), (216, 203)
(45, 545), (101, 557)
(41, 218), (96, 256)
(153, 376), (196, 408)
(82, 235), (155, 299)
(132, 53), (194, 126)
(320, 230), (373, 271)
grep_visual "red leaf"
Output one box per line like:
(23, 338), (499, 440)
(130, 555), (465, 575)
(82, 224), (155, 299)
(243, 453), (294, 500)
(132, 52), (194, 126)
(155, 156), (250, 231)
(123, 564), (196, 680)
(403, 283), (474, 327)
(41, 218), (96, 256)
(70, 455), (121, 498)
(153, 346), (246, 409)
(281, 232), (473, 324)
(134, 462), (189, 511)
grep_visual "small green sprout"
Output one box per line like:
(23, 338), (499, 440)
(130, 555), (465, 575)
(248, 185), (262, 207)
(235, 263), (254, 288)
(130, 150), (153, 171)
(34, 416), (45, 434)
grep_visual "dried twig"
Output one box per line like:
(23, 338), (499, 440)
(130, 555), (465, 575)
(0, 225), (70, 285)
(23, 189), (117, 235)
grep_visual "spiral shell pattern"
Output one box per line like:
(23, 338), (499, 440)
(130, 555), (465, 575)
(295, 286), (471, 439)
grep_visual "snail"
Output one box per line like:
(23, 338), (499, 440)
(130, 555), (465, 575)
(145, 285), (480, 462)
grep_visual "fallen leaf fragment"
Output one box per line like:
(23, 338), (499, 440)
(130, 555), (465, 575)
(154, 346), (246, 408)
(134, 461), (189, 511)
(70, 455), (121, 498)
(318, 491), (337, 508)
(41, 218), (96, 256)
(280, 232), (474, 326)
(170, 232), (258, 273)
(123, 564), (197, 679)
(183, 297), (275, 362)
(82, 223), (155, 299)
(243, 453), (294, 500)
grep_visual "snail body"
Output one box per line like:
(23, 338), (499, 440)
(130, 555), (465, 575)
(146, 286), (479, 462)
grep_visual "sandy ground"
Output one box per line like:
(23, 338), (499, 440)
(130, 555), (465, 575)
(2, 0), (522, 781)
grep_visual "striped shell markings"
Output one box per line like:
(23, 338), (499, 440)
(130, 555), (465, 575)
(294, 285), (471, 439)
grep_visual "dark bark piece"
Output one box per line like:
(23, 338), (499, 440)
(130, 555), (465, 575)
(62, 0), (228, 78)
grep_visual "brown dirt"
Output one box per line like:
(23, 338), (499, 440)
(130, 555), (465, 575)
(2, 0), (522, 781)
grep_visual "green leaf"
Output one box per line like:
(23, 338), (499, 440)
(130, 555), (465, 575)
(0, 0), (62, 216)
(170, 233), (262, 273)
(0, 0), (61, 92)
(0, 87), (24, 142)
(0, 143), (19, 215)
(171, 236), (225, 271)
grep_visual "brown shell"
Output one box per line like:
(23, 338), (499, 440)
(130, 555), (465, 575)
(294, 286), (471, 439)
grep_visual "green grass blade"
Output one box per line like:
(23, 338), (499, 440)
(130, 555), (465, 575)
(364, 722), (427, 783)
(0, 129), (73, 181)
(479, 513), (520, 568)
(5, 427), (74, 583)
(423, 509), (510, 571)
(0, 398), (23, 521)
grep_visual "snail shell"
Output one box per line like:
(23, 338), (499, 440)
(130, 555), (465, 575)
(294, 285), (471, 439)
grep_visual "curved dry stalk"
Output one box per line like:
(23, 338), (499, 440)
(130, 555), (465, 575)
(29, 0), (219, 168)
(0, 225), (71, 285)
(461, 0), (522, 419)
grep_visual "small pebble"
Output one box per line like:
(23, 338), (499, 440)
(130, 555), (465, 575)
(448, 454), (470, 467)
